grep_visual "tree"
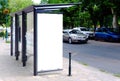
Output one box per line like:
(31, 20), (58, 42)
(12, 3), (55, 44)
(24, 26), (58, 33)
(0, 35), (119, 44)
(81, 0), (114, 32)
(9, 0), (33, 13)
(0, 0), (9, 26)
(40, 0), (48, 4)
(0, 0), (34, 27)
(103, 0), (120, 28)
(45, 0), (120, 31)
(82, 0), (120, 29)
(8, 0), (33, 26)
(47, 0), (82, 28)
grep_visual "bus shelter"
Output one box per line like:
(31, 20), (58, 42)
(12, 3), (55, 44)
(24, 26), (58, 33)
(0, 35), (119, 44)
(10, 3), (80, 76)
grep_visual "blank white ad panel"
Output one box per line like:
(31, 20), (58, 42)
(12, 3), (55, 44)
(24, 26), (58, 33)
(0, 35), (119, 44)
(37, 13), (63, 72)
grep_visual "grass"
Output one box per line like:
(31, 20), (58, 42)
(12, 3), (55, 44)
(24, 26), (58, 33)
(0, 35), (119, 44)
(99, 69), (107, 73)
(6, 40), (10, 43)
(114, 74), (120, 78)
(99, 69), (120, 78)
(79, 62), (88, 66)
(78, 61), (120, 78)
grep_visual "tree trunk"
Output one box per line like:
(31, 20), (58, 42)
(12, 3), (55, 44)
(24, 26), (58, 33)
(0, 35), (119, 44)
(99, 18), (104, 27)
(111, 8), (118, 28)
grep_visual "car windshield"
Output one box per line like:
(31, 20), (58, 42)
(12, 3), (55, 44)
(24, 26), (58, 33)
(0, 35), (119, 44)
(102, 28), (108, 32)
(108, 28), (120, 33)
(76, 31), (83, 34)
(70, 30), (84, 34)
(81, 28), (89, 31)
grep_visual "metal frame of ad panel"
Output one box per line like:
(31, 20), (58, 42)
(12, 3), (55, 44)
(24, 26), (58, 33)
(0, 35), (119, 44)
(36, 13), (63, 73)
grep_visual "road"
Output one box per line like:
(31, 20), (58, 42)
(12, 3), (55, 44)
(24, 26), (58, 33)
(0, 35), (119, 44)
(63, 40), (120, 74)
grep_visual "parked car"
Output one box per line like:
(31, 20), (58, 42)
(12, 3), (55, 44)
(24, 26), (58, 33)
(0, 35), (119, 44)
(63, 29), (88, 44)
(73, 27), (94, 39)
(95, 27), (120, 42)
(0, 27), (11, 36)
(0, 27), (4, 32)
(7, 27), (11, 36)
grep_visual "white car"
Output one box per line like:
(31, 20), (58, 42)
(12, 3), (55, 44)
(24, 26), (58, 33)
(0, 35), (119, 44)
(73, 27), (94, 38)
(63, 29), (88, 44)
(6, 28), (11, 36)
(0, 27), (4, 32)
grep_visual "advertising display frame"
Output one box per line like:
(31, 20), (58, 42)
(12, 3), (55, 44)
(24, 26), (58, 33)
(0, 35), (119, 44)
(36, 13), (63, 73)
(10, 3), (81, 76)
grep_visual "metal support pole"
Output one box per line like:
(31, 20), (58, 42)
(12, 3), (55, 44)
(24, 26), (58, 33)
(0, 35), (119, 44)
(15, 14), (20, 60)
(33, 8), (38, 76)
(22, 11), (27, 67)
(68, 52), (72, 76)
(10, 17), (13, 56)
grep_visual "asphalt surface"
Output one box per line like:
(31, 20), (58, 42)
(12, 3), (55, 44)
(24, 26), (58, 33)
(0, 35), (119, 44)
(63, 40), (120, 74)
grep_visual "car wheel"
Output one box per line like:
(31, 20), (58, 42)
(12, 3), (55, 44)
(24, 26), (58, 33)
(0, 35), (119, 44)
(95, 37), (98, 41)
(68, 38), (72, 44)
(107, 37), (113, 42)
(84, 40), (88, 43)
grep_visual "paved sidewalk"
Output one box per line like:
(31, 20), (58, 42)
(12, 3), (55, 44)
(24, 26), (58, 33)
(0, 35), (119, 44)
(0, 38), (120, 81)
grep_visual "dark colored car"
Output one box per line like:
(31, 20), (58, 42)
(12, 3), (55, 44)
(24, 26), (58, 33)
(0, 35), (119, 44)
(95, 27), (120, 42)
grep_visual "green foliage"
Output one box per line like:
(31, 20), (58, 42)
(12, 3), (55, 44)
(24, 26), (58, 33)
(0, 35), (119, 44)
(47, 0), (83, 29)
(79, 11), (92, 27)
(42, 0), (120, 29)
(114, 74), (120, 78)
(0, 0), (8, 26)
(0, 31), (4, 37)
(0, 0), (34, 28)
(82, 0), (120, 28)
(41, 0), (48, 4)
(9, 0), (33, 13)
(46, 0), (93, 28)
(48, 0), (60, 3)
(6, 40), (10, 43)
